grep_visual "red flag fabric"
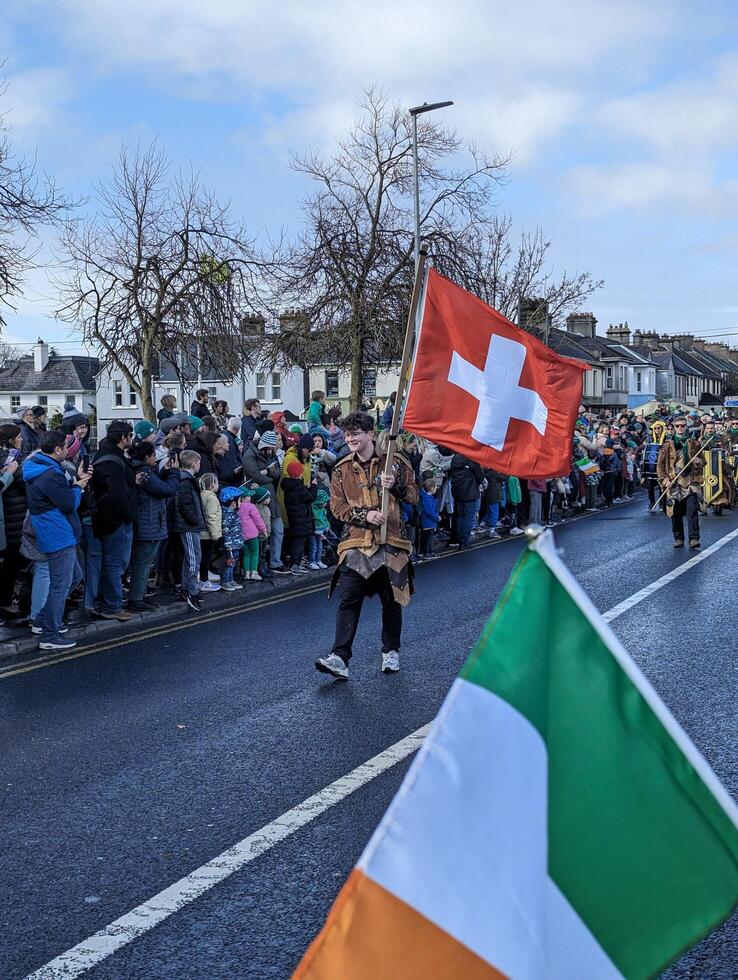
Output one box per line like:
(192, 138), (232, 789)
(402, 268), (588, 479)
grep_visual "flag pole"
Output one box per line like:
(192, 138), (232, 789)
(651, 434), (713, 512)
(379, 246), (428, 543)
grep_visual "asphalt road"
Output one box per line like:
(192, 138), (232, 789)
(2, 499), (737, 979)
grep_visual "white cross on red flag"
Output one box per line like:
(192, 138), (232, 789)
(403, 268), (589, 479)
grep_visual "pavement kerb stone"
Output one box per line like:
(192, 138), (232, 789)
(0, 497), (639, 667)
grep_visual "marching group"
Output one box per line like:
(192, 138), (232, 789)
(0, 387), (734, 653)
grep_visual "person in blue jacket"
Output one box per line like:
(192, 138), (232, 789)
(23, 430), (92, 650)
(418, 477), (440, 558)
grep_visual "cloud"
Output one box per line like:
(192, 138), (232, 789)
(20, 0), (676, 163)
(2, 67), (74, 145)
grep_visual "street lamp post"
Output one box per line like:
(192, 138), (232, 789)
(408, 100), (454, 268)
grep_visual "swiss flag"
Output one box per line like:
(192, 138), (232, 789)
(402, 268), (588, 479)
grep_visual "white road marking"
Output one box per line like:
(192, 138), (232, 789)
(602, 526), (738, 623)
(24, 525), (738, 979)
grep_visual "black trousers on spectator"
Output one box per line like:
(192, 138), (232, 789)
(331, 565), (402, 662)
(671, 494), (700, 542)
(290, 534), (307, 566)
(199, 539), (213, 582)
(601, 472), (615, 505)
(419, 528), (434, 555)
(0, 544), (25, 607)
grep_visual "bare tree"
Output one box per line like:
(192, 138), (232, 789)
(0, 74), (71, 328)
(267, 88), (510, 410)
(56, 143), (270, 420)
(0, 338), (20, 369)
(433, 215), (603, 343)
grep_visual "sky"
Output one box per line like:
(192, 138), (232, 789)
(3, 0), (738, 354)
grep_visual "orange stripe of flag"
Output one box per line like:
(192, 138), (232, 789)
(293, 869), (506, 979)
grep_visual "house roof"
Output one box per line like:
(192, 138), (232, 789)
(673, 349), (720, 379)
(0, 355), (100, 393)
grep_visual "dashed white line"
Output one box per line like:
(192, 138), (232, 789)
(24, 525), (738, 979)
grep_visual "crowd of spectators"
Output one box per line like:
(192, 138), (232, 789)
(0, 387), (733, 652)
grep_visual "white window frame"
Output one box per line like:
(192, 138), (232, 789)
(362, 369), (377, 397)
(113, 380), (123, 407)
(271, 371), (281, 401)
(605, 366), (614, 390)
(10, 394), (20, 411)
(636, 370), (642, 393)
(128, 384), (137, 407)
(255, 372), (266, 401)
(37, 395), (48, 408)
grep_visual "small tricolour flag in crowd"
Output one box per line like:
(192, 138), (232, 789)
(403, 268), (588, 479)
(295, 531), (738, 980)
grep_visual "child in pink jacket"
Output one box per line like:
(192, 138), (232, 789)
(239, 490), (267, 581)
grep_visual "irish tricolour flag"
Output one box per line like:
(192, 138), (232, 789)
(295, 532), (738, 979)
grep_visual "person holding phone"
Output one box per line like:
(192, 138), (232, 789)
(23, 430), (92, 650)
(0, 424), (27, 615)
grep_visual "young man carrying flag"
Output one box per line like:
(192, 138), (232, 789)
(315, 411), (418, 681)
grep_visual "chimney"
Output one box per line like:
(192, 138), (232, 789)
(705, 341), (730, 358)
(33, 338), (49, 373)
(606, 321), (631, 346)
(692, 338), (706, 351)
(729, 349), (738, 367)
(565, 312), (597, 339)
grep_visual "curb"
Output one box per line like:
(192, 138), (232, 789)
(0, 495), (641, 671)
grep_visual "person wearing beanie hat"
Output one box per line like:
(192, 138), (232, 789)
(314, 410), (418, 682)
(241, 424), (286, 571)
(16, 406), (40, 454)
(134, 420), (157, 443)
(219, 486), (244, 590)
(188, 415), (204, 432)
(158, 416), (183, 436)
(258, 430), (278, 450)
(281, 456), (317, 575)
(307, 486), (331, 569)
(252, 486), (271, 504)
(289, 423), (304, 435)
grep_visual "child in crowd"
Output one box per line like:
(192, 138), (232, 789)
(239, 487), (267, 581)
(625, 446), (638, 499)
(306, 389), (327, 435)
(174, 450), (205, 611)
(527, 476), (547, 526)
(198, 472), (222, 593)
(129, 441), (177, 611)
(219, 486), (243, 590)
(308, 488), (330, 570)
(252, 486), (273, 577)
(281, 460), (318, 575)
(418, 478), (440, 558)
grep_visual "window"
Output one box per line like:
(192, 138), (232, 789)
(255, 372), (266, 401)
(271, 372), (281, 401)
(10, 395), (20, 411)
(38, 395), (48, 408)
(113, 380), (123, 407)
(65, 394), (76, 407)
(605, 366), (614, 390)
(362, 369), (377, 397)
(618, 365), (627, 391)
(208, 386), (217, 398)
(636, 371), (642, 393)
(128, 385), (137, 407)
(325, 370), (339, 399)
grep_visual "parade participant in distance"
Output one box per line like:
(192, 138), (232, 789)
(315, 412), (418, 681)
(657, 416), (704, 550)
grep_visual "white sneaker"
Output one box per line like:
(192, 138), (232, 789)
(509, 527), (524, 536)
(221, 581), (238, 591)
(315, 653), (349, 680)
(200, 581), (221, 592)
(613, 497), (622, 503)
(292, 566), (309, 575)
(251, 571), (262, 581)
(317, 561), (328, 569)
(306, 562), (320, 570)
(381, 651), (400, 673)
(208, 571), (221, 582)
(231, 581), (244, 589)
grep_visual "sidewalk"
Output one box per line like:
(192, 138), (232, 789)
(0, 496), (641, 665)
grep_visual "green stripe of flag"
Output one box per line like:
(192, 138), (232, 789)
(460, 538), (738, 979)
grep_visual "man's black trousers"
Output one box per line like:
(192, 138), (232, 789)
(671, 493), (700, 543)
(331, 564), (402, 663)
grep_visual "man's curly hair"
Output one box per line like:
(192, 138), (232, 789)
(342, 411), (375, 434)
